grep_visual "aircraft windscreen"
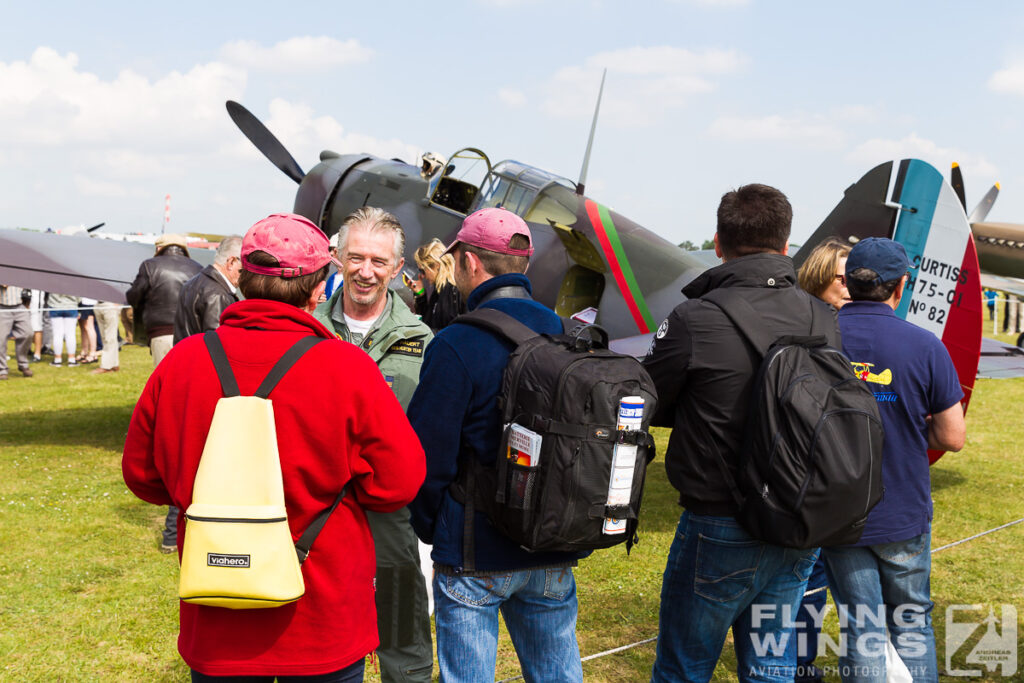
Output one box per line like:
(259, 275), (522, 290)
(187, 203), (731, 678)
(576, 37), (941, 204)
(479, 161), (576, 221)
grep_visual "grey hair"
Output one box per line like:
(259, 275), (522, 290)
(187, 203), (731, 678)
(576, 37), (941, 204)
(214, 235), (243, 265)
(337, 207), (405, 265)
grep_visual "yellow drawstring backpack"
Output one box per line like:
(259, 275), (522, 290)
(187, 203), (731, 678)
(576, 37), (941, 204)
(178, 332), (348, 609)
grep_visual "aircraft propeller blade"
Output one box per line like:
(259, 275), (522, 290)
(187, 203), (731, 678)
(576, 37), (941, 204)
(951, 162), (967, 211)
(225, 100), (305, 184)
(86, 222), (105, 233)
(968, 183), (1000, 224)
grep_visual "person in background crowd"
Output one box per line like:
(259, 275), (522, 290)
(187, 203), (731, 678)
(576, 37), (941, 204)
(77, 297), (99, 364)
(0, 284), (33, 379)
(126, 233), (202, 368)
(28, 289), (45, 363)
(48, 292), (80, 367)
(121, 305), (134, 345)
(410, 238), (465, 332)
(984, 289), (997, 320)
(408, 208), (586, 683)
(788, 236), (853, 682)
(823, 238), (965, 683)
(173, 235), (243, 345)
(123, 212), (425, 681)
(92, 301), (122, 374)
(126, 233), (202, 553)
(324, 232), (343, 299)
(643, 184), (838, 683)
(798, 236), (852, 310)
(314, 207), (435, 683)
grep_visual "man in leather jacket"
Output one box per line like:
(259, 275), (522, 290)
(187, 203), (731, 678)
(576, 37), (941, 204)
(173, 236), (242, 345)
(126, 233), (202, 554)
(126, 234), (201, 367)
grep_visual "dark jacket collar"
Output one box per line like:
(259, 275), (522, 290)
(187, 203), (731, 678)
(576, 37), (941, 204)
(467, 273), (533, 310)
(682, 252), (796, 299)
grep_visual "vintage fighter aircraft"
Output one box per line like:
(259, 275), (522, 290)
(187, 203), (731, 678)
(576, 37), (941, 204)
(224, 99), (710, 346)
(948, 162), (1024, 280)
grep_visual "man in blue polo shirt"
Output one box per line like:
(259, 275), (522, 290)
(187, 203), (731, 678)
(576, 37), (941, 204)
(823, 237), (965, 683)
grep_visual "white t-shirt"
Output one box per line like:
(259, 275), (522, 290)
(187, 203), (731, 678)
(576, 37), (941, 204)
(344, 313), (377, 340)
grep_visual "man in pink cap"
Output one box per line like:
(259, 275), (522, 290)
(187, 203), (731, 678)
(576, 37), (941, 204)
(408, 208), (586, 683)
(123, 213), (425, 681)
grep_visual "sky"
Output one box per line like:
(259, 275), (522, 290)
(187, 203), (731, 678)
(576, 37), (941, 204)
(2, 1), (1024, 247)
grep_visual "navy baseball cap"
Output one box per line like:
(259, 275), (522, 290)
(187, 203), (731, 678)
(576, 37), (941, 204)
(845, 237), (914, 285)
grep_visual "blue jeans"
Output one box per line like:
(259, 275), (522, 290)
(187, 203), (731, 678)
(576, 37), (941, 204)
(787, 557), (829, 682)
(822, 532), (936, 683)
(433, 567), (582, 683)
(651, 512), (818, 683)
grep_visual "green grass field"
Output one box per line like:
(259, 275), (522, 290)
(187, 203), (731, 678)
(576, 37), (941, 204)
(2, 339), (1022, 681)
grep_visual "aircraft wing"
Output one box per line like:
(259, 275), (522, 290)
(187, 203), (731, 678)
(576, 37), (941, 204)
(977, 337), (1024, 379)
(0, 229), (214, 304)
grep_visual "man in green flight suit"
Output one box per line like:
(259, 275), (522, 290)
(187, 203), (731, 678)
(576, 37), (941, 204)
(315, 207), (434, 682)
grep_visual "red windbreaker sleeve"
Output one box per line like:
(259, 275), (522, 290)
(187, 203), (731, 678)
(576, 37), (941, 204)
(122, 371), (174, 506)
(343, 354), (426, 513)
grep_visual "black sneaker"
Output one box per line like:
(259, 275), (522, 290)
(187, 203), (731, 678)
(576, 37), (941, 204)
(49, 359), (62, 367)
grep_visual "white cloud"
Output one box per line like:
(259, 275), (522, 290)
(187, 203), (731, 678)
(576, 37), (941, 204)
(220, 36), (372, 72)
(498, 88), (527, 107)
(848, 133), (998, 178)
(586, 46), (744, 76)
(543, 47), (746, 125)
(0, 47), (246, 149)
(707, 114), (845, 149)
(74, 174), (130, 198)
(0, 46), (424, 234)
(251, 98), (421, 166)
(988, 62), (1024, 95)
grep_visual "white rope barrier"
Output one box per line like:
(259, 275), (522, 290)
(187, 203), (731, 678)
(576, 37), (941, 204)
(494, 516), (1024, 682)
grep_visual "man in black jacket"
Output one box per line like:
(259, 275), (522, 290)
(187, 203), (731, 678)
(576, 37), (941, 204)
(126, 234), (201, 367)
(126, 233), (202, 553)
(643, 184), (839, 683)
(173, 235), (242, 345)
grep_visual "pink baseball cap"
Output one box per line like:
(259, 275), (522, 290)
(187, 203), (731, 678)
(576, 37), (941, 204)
(444, 207), (534, 257)
(241, 213), (342, 278)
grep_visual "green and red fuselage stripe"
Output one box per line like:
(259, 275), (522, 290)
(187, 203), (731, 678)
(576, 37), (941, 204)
(584, 199), (657, 334)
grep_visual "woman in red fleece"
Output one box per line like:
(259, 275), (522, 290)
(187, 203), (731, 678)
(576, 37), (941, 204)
(122, 214), (425, 681)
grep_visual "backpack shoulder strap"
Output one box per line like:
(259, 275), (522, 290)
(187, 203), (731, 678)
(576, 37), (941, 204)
(454, 307), (539, 346)
(295, 482), (351, 565)
(254, 336), (324, 398)
(204, 331), (240, 397)
(204, 332), (323, 398)
(700, 289), (775, 357)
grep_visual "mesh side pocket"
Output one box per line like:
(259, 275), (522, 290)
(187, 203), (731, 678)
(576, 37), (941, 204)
(506, 462), (540, 511)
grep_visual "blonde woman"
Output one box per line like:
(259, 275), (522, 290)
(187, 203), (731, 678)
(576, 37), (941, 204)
(410, 238), (465, 331)
(791, 235), (851, 682)
(797, 236), (851, 309)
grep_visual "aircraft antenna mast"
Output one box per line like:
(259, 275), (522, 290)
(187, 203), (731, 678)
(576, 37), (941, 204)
(576, 69), (606, 196)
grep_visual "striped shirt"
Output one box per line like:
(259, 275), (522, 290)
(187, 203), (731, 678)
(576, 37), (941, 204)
(0, 285), (24, 306)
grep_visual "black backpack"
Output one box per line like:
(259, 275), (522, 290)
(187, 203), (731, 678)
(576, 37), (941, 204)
(450, 307), (658, 562)
(702, 289), (885, 549)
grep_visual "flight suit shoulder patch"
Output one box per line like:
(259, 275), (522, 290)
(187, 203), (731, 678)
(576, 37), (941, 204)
(387, 339), (424, 357)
